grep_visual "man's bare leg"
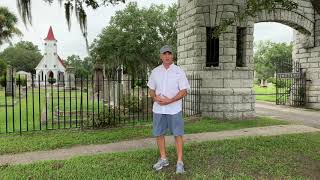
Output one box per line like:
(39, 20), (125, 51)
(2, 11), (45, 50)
(157, 136), (167, 159)
(175, 136), (184, 162)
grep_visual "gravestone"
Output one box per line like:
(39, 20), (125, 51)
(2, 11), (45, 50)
(5, 66), (16, 97)
(114, 67), (123, 106)
(122, 74), (131, 95)
(93, 63), (105, 94)
(65, 67), (75, 89)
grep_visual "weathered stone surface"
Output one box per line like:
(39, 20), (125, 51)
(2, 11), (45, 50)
(224, 96), (242, 103)
(178, 0), (320, 120)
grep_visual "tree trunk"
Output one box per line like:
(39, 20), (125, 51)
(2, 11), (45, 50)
(260, 79), (268, 87)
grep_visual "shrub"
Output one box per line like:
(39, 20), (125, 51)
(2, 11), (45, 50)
(0, 76), (5, 87)
(86, 107), (128, 128)
(48, 78), (56, 84)
(268, 77), (276, 84)
(16, 76), (27, 86)
(121, 95), (142, 113)
(254, 79), (260, 85)
(135, 79), (148, 88)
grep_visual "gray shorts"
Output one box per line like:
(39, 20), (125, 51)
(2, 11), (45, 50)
(152, 111), (184, 137)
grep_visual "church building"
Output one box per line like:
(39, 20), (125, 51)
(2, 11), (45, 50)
(35, 26), (66, 85)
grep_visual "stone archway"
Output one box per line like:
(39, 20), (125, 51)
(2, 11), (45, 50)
(177, 0), (320, 120)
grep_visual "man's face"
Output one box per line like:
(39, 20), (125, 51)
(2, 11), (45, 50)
(160, 52), (173, 65)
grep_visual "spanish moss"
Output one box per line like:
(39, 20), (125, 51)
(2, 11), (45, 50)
(16, 0), (32, 26)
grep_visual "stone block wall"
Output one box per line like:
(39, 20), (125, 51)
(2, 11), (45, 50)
(178, 0), (320, 120)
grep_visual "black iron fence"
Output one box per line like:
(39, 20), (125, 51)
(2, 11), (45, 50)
(0, 72), (201, 134)
(254, 59), (306, 107)
(276, 60), (306, 106)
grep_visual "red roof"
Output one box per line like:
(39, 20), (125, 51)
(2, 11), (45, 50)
(44, 26), (57, 41)
(58, 56), (66, 68)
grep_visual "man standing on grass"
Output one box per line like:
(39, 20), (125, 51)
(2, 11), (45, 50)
(147, 45), (190, 174)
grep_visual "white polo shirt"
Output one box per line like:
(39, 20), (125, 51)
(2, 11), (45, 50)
(147, 63), (190, 115)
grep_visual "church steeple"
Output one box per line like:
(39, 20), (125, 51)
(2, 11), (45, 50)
(44, 26), (57, 41)
(44, 26), (57, 56)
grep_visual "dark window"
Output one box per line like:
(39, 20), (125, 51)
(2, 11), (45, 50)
(236, 27), (246, 67)
(206, 27), (219, 67)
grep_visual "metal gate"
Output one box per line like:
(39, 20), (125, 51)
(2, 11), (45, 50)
(276, 59), (306, 106)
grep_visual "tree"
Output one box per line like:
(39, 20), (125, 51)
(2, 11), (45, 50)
(254, 40), (293, 86)
(90, 2), (177, 77)
(65, 55), (93, 78)
(0, 58), (6, 76)
(0, 41), (42, 74)
(0, 6), (22, 46)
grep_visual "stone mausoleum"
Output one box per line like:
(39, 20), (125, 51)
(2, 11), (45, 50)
(177, 0), (320, 119)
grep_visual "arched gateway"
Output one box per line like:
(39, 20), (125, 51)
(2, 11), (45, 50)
(177, 0), (320, 120)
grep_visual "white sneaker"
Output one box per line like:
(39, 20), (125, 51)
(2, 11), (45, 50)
(153, 158), (169, 171)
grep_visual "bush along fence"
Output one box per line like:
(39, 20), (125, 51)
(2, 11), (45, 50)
(0, 71), (201, 134)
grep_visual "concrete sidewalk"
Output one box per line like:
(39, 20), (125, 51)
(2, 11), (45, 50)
(0, 124), (318, 166)
(256, 101), (320, 128)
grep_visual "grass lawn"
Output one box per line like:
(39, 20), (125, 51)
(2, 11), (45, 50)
(0, 116), (289, 155)
(0, 88), (106, 133)
(254, 84), (276, 102)
(0, 90), (45, 133)
(0, 132), (319, 179)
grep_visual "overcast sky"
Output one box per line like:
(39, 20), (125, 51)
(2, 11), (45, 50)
(0, 0), (293, 59)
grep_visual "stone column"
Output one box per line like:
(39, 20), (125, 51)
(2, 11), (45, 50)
(177, 0), (255, 120)
(304, 12), (320, 109)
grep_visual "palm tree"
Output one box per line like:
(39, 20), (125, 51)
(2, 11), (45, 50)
(0, 6), (22, 46)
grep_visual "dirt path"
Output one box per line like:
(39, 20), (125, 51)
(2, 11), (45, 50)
(0, 124), (318, 166)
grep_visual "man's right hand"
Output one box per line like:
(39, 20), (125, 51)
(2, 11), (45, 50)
(153, 95), (161, 103)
